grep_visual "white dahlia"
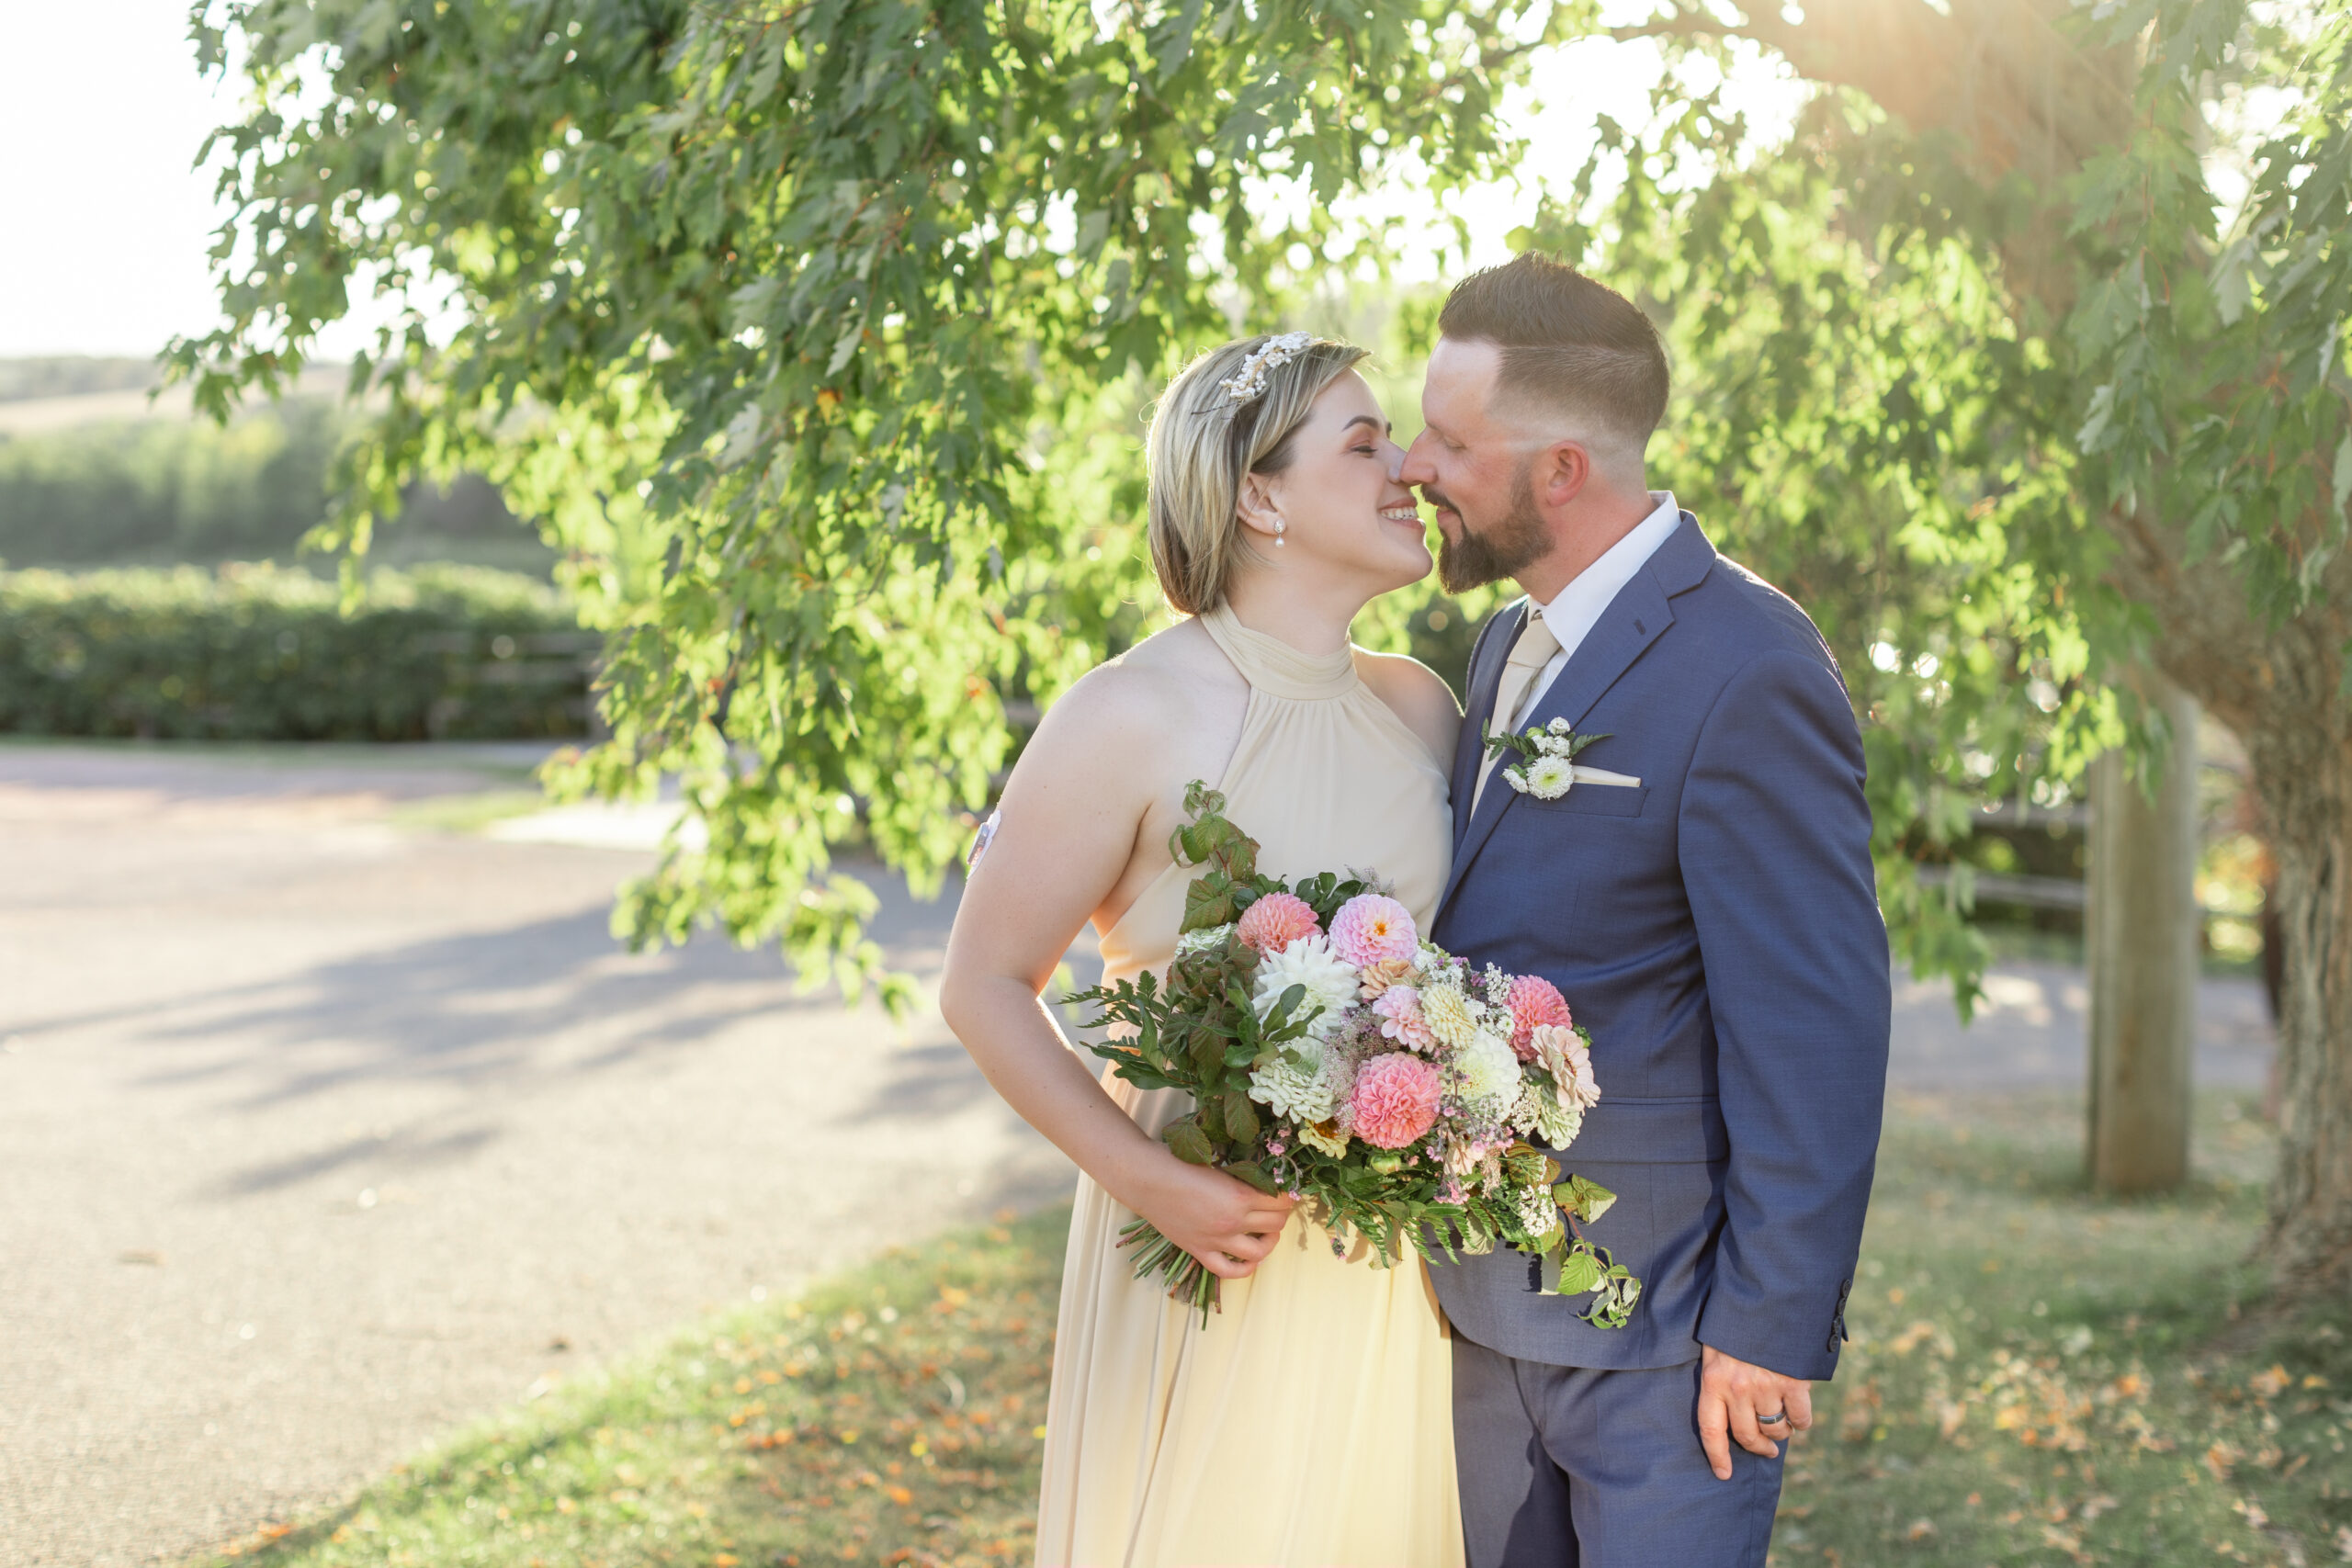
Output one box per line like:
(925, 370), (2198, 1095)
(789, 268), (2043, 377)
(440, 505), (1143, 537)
(1249, 1048), (1339, 1124)
(1453, 1026), (1523, 1111)
(1251, 933), (1360, 1042)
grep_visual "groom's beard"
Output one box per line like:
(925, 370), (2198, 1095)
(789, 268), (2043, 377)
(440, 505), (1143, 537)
(1431, 465), (1549, 593)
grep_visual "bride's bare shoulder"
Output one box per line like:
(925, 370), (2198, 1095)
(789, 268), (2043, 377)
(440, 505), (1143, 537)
(1353, 648), (1463, 765)
(1020, 617), (1245, 768)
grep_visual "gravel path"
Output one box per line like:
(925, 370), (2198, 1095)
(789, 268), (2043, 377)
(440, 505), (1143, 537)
(0, 742), (2275, 1567)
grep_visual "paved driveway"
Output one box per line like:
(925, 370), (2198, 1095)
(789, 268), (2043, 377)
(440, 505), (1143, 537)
(0, 743), (1069, 1567)
(0, 743), (2275, 1567)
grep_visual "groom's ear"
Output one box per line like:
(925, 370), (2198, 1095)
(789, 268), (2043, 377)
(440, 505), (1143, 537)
(1536, 439), (1595, 507)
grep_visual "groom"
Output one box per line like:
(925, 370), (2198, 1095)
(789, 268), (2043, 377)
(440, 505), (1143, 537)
(1406, 254), (1893, 1566)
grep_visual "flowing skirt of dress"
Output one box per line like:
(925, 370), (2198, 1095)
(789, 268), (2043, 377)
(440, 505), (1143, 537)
(1033, 604), (1463, 1568)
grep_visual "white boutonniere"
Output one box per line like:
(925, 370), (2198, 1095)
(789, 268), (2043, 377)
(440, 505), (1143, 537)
(1484, 717), (1642, 800)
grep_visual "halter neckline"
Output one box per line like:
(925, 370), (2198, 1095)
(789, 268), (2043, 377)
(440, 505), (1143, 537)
(1199, 602), (1359, 702)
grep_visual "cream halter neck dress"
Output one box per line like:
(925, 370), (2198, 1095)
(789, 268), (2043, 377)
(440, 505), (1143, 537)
(1035, 603), (1463, 1568)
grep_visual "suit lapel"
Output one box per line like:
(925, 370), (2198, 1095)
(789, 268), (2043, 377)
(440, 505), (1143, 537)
(1436, 513), (1716, 922)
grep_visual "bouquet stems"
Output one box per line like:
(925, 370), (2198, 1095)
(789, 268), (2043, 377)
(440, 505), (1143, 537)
(1117, 1217), (1222, 1325)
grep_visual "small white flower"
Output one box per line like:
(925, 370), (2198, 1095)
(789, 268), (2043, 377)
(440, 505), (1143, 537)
(1522, 755), (1576, 799)
(1547, 717), (1572, 735)
(1251, 933), (1360, 1042)
(1515, 1181), (1564, 1239)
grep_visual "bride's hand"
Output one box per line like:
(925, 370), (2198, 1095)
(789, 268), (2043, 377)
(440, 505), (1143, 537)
(1128, 1155), (1298, 1280)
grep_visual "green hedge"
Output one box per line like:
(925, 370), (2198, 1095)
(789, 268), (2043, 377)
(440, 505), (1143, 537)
(0, 564), (597, 740)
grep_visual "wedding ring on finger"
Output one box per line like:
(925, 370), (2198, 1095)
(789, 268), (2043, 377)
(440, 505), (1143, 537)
(1756, 1411), (1790, 1427)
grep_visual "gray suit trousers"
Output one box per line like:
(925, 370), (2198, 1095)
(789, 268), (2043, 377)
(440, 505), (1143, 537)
(1453, 1332), (1785, 1568)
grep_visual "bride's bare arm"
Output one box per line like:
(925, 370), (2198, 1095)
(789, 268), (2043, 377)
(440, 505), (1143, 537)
(939, 666), (1295, 1280)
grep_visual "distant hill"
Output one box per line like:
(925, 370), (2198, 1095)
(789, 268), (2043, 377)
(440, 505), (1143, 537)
(0, 357), (160, 404)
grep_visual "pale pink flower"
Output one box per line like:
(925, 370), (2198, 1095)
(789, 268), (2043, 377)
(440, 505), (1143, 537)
(1329, 894), (1419, 968)
(1506, 974), (1574, 1062)
(1532, 1023), (1601, 1111)
(1236, 892), (1320, 955)
(1349, 1053), (1443, 1149)
(1371, 985), (1436, 1052)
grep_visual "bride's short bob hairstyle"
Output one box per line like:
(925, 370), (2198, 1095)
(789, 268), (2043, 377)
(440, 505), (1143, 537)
(1146, 333), (1369, 615)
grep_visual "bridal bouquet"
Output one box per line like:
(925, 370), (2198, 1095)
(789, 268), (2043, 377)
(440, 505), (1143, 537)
(1064, 783), (1642, 1327)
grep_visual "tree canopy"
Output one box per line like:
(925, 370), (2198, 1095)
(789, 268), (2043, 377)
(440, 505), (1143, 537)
(176, 0), (2352, 1292)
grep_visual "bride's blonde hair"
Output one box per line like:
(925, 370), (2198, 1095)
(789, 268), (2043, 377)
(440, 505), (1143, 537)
(1146, 333), (1369, 615)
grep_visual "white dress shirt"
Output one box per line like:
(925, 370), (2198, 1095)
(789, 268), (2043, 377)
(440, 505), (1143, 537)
(1512, 491), (1682, 723)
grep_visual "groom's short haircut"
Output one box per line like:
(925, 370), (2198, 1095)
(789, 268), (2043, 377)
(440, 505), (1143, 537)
(1438, 254), (1669, 463)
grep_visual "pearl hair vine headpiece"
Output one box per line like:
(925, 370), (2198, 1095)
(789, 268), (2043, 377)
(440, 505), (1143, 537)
(1213, 332), (1315, 413)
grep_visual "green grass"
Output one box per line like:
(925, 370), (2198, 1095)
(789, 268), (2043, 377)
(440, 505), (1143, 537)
(384, 787), (554, 833)
(197, 1210), (1062, 1568)
(191, 1099), (2349, 1568)
(1780, 1090), (2350, 1566)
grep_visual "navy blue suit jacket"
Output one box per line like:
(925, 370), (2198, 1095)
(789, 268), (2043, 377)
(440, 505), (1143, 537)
(1428, 513), (1891, 1382)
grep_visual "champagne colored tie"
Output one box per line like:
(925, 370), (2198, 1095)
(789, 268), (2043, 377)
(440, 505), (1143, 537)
(1471, 611), (1562, 814)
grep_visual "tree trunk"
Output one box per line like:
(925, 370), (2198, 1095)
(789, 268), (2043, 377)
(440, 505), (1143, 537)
(2242, 703), (2352, 1298)
(2085, 679), (2199, 1194)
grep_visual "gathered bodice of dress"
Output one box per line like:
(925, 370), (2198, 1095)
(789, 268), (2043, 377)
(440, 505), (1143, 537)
(1093, 601), (1453, 987)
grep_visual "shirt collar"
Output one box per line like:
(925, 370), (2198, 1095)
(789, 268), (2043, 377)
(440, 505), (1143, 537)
(1533, 491), (1681, 647)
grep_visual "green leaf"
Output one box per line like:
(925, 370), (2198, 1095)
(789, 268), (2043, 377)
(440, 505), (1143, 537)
(1555, 1175), (1617, 1224)
(1195, 1093), (1225, 1142)
(1163, 1117), (1214, 1167)
(1223, 1160), (1280, 1195)
(1553, 1247), (1604, 1297)
(1222, 1089), (1260, 1145)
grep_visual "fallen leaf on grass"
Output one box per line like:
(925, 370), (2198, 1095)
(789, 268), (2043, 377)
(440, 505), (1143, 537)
(1905, 1518), (1937, 1540)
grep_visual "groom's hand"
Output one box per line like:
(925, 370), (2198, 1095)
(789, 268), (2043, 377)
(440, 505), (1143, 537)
(1696, 1344), (1814, 1479)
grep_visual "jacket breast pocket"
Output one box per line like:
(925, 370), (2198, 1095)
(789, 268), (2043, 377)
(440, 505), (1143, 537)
(1518, 783), (1649, 818)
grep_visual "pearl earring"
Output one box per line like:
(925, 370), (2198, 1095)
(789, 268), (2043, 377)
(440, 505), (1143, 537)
(1274, 519), (1286, 547)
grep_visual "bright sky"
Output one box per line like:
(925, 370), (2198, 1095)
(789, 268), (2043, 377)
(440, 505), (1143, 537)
(0, 1), (243, 357)
(0, 3), (1804, 362)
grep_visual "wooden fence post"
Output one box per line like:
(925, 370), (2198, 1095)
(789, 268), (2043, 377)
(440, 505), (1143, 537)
(2086, 677), (2199, 1193)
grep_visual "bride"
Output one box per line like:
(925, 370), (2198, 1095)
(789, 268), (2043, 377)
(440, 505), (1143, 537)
(940, 332), (1464, 1566)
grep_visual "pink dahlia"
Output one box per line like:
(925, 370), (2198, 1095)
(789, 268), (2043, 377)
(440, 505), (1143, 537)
(1506, 973), (1574, 1063)
(1329, 893), (1419, 968)
(1237, 892), (1320, 955)
(1371, 984), (1436, 1052)
(1349, 1052), (1443, 1149)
